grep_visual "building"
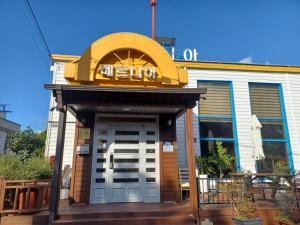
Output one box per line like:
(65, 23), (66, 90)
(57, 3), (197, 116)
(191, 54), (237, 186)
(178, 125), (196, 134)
(45, 32), (300, 222)
(0, 105), (20, 154)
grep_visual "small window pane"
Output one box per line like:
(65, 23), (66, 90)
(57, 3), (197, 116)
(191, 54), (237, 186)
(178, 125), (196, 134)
(146, 158), (155, 163)
(146, 168), (155, 172)
(115, 131), (139, 135)
(114, 149), (139, 153)
(96, 168), (106, 173)
(113, 178), (139, 183)
(257, 142), (289, 173)
(114, 168), (139, 173)
(146, 149), (155, 154)
(114, 158), (139, 163)
(97, 158), (106, 163)
(200, 119), (233, 138)
(95, 178), (105, 183)
(249, 84), (282, 118)
(115, 140), (139, 144)
(147, 131), (155, 135)
(198, 82), (232, 117)
(146, 140), (155, 144)
(260, 120), (285, 140)
(97, 149), (107, 153)
(146, 178), (156, 182)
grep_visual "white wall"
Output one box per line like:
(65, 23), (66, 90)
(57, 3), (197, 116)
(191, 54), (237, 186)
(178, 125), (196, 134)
(46, 61), (300, 173)
(45, 62), (76, 167)
(0, 130), (7, 154)
(176, 68), (300, 172)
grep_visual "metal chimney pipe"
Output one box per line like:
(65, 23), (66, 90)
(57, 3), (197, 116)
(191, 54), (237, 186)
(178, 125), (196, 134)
(150, 0), (157, 40)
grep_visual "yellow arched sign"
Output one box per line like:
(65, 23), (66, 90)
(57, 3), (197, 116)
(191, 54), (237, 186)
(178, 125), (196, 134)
(64, 32), (188, 87)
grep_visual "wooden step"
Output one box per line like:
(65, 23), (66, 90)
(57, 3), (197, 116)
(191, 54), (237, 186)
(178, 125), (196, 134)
(58, 209), (190, 220)
(0, 214), (48, 225)
(55, 215), (194, 225)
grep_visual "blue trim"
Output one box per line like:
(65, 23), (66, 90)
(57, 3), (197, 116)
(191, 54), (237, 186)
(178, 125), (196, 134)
(279, 84), (295, 174)
(200, 138), (235, 142)
(261, 139), (287, 142)
(199, 116), (232, 119)
(257, 117), (283, 121)
(249, 82), (282, 86)
(198, 80), (241, 172)
(230, 82), (241, 172)
(197, 80), (232, 84)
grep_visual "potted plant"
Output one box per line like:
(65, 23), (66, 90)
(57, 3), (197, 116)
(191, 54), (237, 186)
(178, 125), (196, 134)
(226, 181), (263, 225)
(232, 197), (262, 225)
(195, 155), (216, 193)
(274, 183), (300, 225)
(274, 212), (300, 225)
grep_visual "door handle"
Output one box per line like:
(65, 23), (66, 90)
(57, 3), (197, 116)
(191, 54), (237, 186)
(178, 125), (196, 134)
(109, 153), (114, 169)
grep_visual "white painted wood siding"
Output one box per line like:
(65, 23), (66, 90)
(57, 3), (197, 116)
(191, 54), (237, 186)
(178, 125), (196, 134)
(176, 68), (300, 172)
(45, 62), (76, 167)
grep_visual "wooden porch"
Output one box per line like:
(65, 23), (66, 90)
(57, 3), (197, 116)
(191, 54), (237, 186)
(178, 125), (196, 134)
(0, 200), (282, 225)
(1, 200), (195, 225)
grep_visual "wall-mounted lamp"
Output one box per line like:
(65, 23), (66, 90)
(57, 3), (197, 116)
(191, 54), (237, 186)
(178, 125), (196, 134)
(167, 118), (172, 127)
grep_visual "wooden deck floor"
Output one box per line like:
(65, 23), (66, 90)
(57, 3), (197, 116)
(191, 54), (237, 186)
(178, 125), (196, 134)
(0, 200), (282, 225)
(59, 201), (191, 214)
(1, 201), (194, 225)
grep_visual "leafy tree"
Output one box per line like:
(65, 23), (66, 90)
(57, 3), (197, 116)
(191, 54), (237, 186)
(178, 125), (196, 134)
(195, 155), (218, 175)
(6, 127), (46, 161)
(36, 130), (47, 157)
(214, 140), (235, 178)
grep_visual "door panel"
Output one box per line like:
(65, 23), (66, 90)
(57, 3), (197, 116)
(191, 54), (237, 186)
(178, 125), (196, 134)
(90, 118), (160, 203)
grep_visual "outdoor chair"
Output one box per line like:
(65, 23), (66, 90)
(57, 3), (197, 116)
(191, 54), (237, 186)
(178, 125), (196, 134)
(179, 168), (190, 200)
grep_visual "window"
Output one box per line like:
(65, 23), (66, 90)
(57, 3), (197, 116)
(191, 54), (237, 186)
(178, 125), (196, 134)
(249, 83), (291, 173)
(198, 82), (238, 174)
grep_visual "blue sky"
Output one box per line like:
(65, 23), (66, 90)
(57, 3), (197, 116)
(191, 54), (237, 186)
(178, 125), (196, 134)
(1, 0), (300, 131)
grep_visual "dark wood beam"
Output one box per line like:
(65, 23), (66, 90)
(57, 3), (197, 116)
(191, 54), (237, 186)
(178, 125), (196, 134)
(49, 91), (67, 225)
(185, 108), (199, 221)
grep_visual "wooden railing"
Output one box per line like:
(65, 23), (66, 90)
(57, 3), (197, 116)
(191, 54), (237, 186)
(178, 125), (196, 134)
(0, 177), (51, 216)
(197, 174), (300, 207)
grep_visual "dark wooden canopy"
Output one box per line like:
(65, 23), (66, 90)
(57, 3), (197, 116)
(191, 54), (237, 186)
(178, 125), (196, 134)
(45, 84), (206, 119)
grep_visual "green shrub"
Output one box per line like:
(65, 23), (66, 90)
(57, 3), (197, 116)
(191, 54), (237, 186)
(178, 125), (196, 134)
(6, 127), (46, 161)
(24, 157), (53, 180)
(0, 155), (26, 180)
(0, 155), (53, 180)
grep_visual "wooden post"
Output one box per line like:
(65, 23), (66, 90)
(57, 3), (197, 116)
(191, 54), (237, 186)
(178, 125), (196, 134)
(185, 108), (199, 221)
(0, 176), (5, 219)
(49, 104), (67, 225)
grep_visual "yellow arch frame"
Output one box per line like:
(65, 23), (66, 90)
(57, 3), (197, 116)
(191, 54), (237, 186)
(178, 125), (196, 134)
(64, 32), (187, 87)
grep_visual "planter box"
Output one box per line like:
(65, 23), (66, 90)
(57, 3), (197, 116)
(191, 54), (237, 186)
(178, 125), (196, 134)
(60, 189), (69, 200)
(199, 174), (208, 193)
(232, 218), (263, 225)
(278, 221), (300, 225)
(278, 221), (291, 225)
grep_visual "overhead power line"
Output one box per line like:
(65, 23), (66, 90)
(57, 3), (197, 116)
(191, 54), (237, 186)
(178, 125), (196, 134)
(24, 0), (53, 64)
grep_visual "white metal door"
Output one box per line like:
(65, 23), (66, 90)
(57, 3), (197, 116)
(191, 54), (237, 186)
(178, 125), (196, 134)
(90, 117), (160, 203)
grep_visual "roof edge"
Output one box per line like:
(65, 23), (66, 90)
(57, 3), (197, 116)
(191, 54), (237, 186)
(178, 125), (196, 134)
(44, 84), (206, 94)
(51, 54), (300, 73)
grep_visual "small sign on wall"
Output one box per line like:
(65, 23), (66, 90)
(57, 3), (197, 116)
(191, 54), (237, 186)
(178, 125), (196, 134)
(76, 144), (90, 155)
(163, 141), (174, 152)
